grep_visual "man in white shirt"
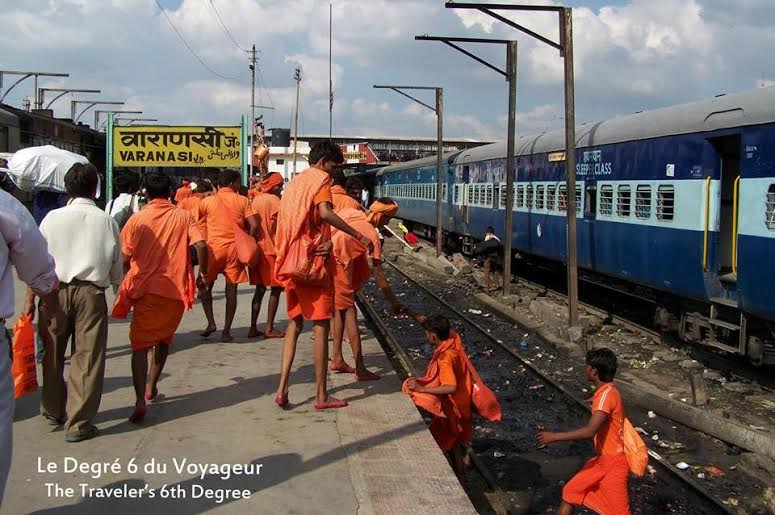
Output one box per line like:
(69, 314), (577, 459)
(1, 189), (65, 505)
(105, 170), (140, 228)
(26, 163), (122, 443)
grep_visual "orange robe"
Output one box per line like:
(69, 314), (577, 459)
(275, 167), (334, 320)
(249, 191), (282, 287)
(331, 185), (361, 212)
(403, 331), (472, 450)
(562, 383), (630, 514)
(195, 186), (252, 284)
(178, 193), (203, 213)
(331, 208), (382, 310)
(174, 185), (192, 203)
(115, 199), (204, 351)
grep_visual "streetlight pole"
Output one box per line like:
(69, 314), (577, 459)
(374, 85), (444, 257)
(443, 2), (579, 325)
(0, 70), (69, 106)
(249, 44), (257, 181)
(38, 88), (100, 110)
(72, 100), (125, 123)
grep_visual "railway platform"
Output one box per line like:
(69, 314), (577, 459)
(5, 278), (475, 515)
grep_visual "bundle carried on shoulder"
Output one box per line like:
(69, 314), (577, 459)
(4, 145), (88, 193)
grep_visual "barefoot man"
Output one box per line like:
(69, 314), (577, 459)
(330, 198), (402, 380)
(114, 173), (208, 423)
(248, 172), (285, 339)
(195, 170), (258, 342)
(274, 141), (374, 410)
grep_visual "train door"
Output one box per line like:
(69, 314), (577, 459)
(708, 135), (741, 291)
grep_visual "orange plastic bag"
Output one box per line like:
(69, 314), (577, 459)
(462, 353), (502, 422)
(11, 315), (38, 399)
(623, 417), (648, 476)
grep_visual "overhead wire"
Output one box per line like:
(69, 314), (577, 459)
(206, 0), (250, 52)
(154, 0), (238, 81)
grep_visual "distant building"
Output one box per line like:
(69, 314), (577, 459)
(266, 140), (310, 182)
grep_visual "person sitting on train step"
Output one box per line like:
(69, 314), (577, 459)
(480, 226), (502, 291)
(403, 314), (473, 481)
(538, 348), (631, 515)
(329, 198), (401, 380)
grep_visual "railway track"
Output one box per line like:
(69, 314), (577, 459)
(357, 257), (752, 514)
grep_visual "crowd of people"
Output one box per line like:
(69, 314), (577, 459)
(0, 140), (633, 513)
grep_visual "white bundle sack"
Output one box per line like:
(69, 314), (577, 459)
(5, 145), (88, 193)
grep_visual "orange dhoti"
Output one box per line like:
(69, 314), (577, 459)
(249, 254), (281, 287)
(129, 294), (185, 351)
(430, 415), (473, 451)
(562, 454), (630, 515)
(206, 243), (247, 284)
(285, 276), (334, 321)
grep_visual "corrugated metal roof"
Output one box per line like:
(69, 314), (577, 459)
(456, 87), (775, 165)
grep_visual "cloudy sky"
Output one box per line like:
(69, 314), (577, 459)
(1, 0), (773, 140)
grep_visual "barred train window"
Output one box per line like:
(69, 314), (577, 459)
(657, 185), (675, 221)
(485, 185), (494, 206)
(535, 185), (545, 209)
(558, 185), (567, 211)
(547, 185), (556, 211)
(766, 185), (775, 229)
(454, 185), (460, 204)
(467, 185), (474, 204)
(576, 186), (583, 213)
(494, 185), (501, 208)
(516, 185), (525, 208)
(599, 185), (613, 215)
(617, 185), (631, 217)
(636, 185), (651, 219)
(442, 184), (448, 200)
(499, 185), (507, 209)
(526, 185), (534, 210)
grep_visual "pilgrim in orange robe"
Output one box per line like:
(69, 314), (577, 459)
(249, 174), (283, 287)
(174, 180), (192, 203)
(403, 331), (473, 450)
(331, 184), (361, 212)
(195, 186), (253, 284)
(114, 199), (203, 350)
(331, 208), (381, 310)
(274, 167), (334, 320)
(562, 383), (631, 514)
(178, 192), (203, 213)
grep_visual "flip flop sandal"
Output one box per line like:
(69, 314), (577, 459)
(314, 398), (348, 410)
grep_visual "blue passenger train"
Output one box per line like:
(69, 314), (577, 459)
(375, 88), (775, 365)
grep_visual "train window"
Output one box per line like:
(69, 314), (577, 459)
(494, 185), (501, 208)
(558, 185), (567, 211)
(475, 185), (483, 206)
(636, 185), (652, 219)
(585, 185), (596, 216)
(617, 185), (632, 217)
(526, 185), (534, 210)
(536, 185), (545, 209)
(454, 185), (461, 204)
(766, 185), (775, 229)
(599, 185), (613, 215)
(516, 185), (525, 208)
(499, 185), (508, 209)
(467, 185), (474, 204)
(657, 185), (675, 221)
(442, 184), (448, 201)
(547, 185), (556, 211)
(576, 186), (583, 213)
(485, 185), (494, 206)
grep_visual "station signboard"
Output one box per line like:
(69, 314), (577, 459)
(113, 125), (241, 167)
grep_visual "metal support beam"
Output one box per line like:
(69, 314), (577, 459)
(442, 41), (507, 77)
(40, 88), (100, 111)
(479, 7), (561, 50)
(0, 70), (68, 105)
(561, 7), (579, 326)
(445, 2), (563, 12)
(95, 110), (142, 130)
(374, 84), (444, 257)
(503, 41), (517, 298)
(72, 100), (124, 124)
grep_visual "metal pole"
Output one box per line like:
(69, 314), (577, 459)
(292, 67), (301, 175)
(95, 110), (99, 130)
(34, 75), (39, 109)
(503, 40), (517, 297)
(106, 114), (114, 203)
(562, 7), (579, 326)
(329, 3), (333, 139)
(435, 88), (444, 258)
(250, 44), (256, 181)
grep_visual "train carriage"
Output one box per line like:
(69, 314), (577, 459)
(377, 87), (775, 364)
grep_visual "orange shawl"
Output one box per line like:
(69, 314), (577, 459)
(274, 167), (331, 283)
(331, 184), (361, 212)
(402, 331), (465, 433)
(331, 208), (371, 291)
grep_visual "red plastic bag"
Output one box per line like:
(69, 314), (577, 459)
(276, 224), (331, 286)
(462, 353), (502, 422)
(11, 315), (38, 399)
(623, 417), (648, 476)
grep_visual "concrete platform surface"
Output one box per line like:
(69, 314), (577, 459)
(4, 279), (475, 514)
